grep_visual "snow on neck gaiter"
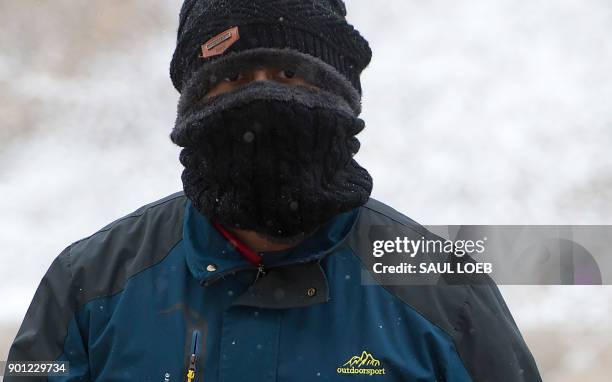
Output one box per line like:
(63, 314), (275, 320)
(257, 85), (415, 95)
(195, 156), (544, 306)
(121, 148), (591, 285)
(171, 79), (372, 238)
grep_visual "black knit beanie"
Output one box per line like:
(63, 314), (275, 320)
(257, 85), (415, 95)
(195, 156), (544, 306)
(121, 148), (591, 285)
(169, 0), (372, 99)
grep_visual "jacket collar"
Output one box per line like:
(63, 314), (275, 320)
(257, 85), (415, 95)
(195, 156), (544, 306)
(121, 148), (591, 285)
(182, 199), (360, 286)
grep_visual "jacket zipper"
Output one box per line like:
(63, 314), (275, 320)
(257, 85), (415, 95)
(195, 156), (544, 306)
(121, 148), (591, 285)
(202, 264), (255, 286)
(186, 329), (199, 382)
(202, 253), (330, 287)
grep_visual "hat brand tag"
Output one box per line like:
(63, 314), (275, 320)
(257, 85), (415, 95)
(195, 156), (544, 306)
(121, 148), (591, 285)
(199, 26), (240, 58)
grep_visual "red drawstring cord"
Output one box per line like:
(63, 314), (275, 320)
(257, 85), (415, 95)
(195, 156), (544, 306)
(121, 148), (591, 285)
(212, 222), (262, 266)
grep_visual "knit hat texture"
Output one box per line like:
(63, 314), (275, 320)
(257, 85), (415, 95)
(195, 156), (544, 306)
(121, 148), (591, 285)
(169, 0), (372, 96)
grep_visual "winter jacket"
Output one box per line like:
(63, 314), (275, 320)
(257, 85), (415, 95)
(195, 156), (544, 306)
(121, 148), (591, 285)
(5, 192), (541, 381)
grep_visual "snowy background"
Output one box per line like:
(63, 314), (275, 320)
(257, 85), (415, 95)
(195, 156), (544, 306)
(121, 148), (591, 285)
(1, 0), (612, 380)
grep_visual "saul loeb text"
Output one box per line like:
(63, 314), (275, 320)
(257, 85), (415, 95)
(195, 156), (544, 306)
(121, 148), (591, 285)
(371, 236), (493, 275)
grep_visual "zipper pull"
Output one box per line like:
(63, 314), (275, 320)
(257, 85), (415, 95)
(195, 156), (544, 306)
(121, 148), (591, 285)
(186, 330), (199, 382)
(254, 263), (266, 282)
(186, 354), (196, 382)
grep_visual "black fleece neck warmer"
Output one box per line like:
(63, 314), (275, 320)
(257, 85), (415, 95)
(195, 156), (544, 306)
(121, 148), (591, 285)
(171, 71), (372, 239)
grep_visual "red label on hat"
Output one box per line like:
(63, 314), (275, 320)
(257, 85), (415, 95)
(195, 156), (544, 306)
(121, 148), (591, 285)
(199, 26), (240, 58)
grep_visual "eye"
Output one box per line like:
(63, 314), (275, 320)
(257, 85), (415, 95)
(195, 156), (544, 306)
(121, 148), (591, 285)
(280, 69), (295, 79)
(224, 71), (242, 82)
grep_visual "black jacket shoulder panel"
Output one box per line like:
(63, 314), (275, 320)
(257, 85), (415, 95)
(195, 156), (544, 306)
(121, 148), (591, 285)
(6, 246), (76, 367)
(81, 191), (186, 239)
(6, 192), (188, 372)
(363, 198), (423, 229)
(347, 198), (542, 382)
(69, 192), (187, 304)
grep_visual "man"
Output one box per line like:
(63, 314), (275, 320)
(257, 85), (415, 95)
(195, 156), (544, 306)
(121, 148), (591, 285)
(6, 0), (541, 381)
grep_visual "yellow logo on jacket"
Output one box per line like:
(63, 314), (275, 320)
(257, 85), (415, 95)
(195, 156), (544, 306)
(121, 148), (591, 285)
(337, 351), (386, 376)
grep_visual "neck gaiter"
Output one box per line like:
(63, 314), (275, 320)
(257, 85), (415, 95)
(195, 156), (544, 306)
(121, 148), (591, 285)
(171, 79), (372, 239)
